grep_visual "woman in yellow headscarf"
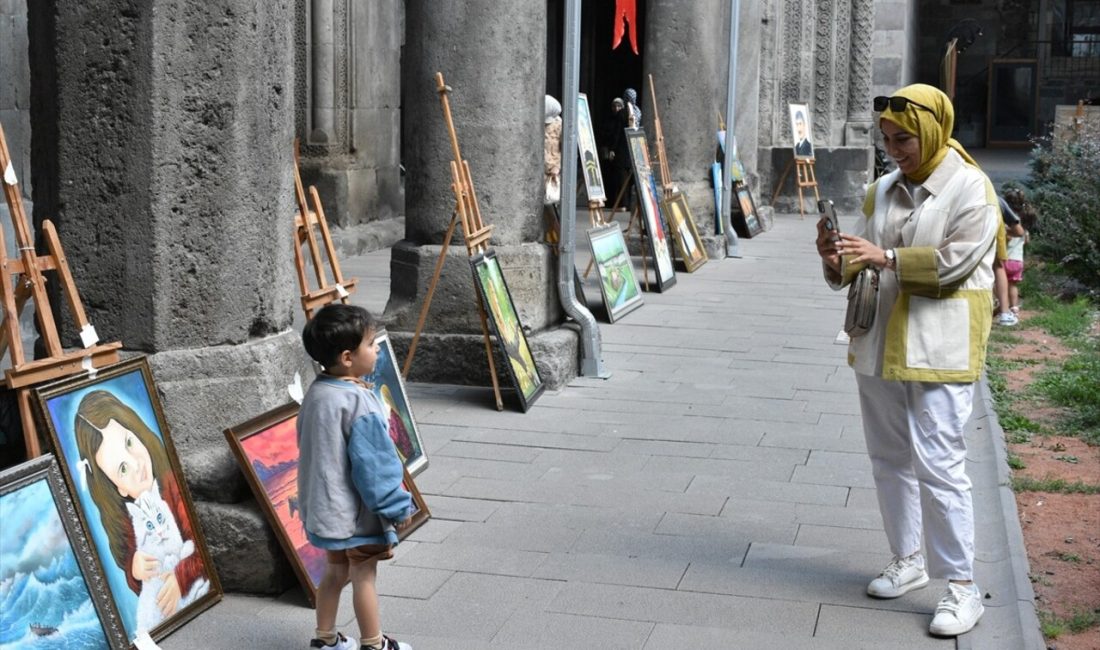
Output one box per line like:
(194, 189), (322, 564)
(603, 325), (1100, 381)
(815, 84), (999, 638)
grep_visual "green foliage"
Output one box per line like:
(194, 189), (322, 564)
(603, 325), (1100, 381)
(1011, 476), (1100, 494)
(1033, 339), (1100, 445)
(1039, 608), (1100, 638)
(1006, 453), (1026, 470)
(1021, 295), (1095, 338)
(1024, 125), (1100, 294)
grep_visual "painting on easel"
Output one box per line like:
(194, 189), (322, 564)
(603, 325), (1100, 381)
(625, 128), (676, 292)
(576, 93), (607, 203)
(789, 103), (815, 160)
(470, 251), (544, 412)
(587, 224), (643, 323)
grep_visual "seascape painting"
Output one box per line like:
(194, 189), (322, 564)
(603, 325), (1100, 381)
(0, 456), (127, 650)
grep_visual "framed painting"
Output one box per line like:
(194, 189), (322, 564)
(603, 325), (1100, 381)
(576, 93), (607, 203)
(661, 192), (708, 273)
(470, 250), (545, 411)
(363, 330), (428, 476)
(731, 183), (765, 239)
(224, 402), (430, 608)
(624, 128), (676, 292)
(32, 357), (222, 644)
(0, 454), (129, 649)
(789, 103), (815, 160)
(587, 224), (644, 323)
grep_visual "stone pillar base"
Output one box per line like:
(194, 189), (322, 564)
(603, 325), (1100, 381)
(300, 161), (402, 230)
(760, 146), (874, 214)
(149, 330), (315, 594)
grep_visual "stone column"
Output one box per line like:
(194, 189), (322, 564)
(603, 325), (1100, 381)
(388, 0), (577, 389)
(643, 0), (729, 258)
(1, 0), (31, 199)
(757, 0), (873, 213)
(296, 0), (404, 253)
(29, 0), (312, 593)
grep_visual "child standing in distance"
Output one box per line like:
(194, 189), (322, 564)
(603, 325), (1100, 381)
(1002, 188), (1038, 318)
(298, 304), (414, 650)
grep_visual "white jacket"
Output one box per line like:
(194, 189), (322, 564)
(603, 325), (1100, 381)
(827, 149), (999, 383)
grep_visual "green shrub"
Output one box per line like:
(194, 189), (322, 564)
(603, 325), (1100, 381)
(1025, 124), (1100, 294)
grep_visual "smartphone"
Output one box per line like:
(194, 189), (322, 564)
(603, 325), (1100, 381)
(817, 199), (839, 235)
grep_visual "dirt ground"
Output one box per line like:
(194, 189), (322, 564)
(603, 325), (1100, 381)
(999, 321), (1100, 650)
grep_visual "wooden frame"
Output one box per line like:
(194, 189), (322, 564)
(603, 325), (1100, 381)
(661, 192), (708, 272)
(576, 93), (607, 203)
(1, 454), (130, 649)
(587, 224), (644, 323)
(224, 402), (430, 608)
(625, 128), (676, 292)
(732, 183), (765, 239)
(363, 330), (428, 476)
(33, 358), (221, 644)
(470, 251), (545, 412)
(789, 103), (815, 160)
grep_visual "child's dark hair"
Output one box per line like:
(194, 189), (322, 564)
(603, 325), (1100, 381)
(1002, 186), (1038, 231)
(302, 304), (377, 368)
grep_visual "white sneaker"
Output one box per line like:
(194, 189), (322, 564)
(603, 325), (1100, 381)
(867, 554), (929, 598)
(310, 633), (357, 650)
(929, 582), (985, 636)
(996, 311), (1019, 327)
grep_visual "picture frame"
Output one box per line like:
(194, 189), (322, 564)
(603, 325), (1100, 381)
(470, 250), (545, 411)
(625, 128), (676, 292)
(224, 401), (430, 608)
(789, 103), (815, 160)
(33, 357), (222, 644)
(576, 93), (607, 203)
(586, 223), (644, 323)
(660, 191), (708, 272)
(1, 454), (130, 649)
(731, 183), (765, 239)
(363, 330), (428, 477)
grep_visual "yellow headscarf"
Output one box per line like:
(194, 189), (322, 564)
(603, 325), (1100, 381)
(878, 83), (978, 183)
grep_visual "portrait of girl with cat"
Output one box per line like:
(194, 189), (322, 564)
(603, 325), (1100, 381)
(71, 387), (213, 635)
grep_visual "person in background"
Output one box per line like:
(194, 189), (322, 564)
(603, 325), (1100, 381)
(816, 84), (998, 638)
(1001, 187), (1038, 318)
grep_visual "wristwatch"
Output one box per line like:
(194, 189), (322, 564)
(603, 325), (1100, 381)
(883, 248), (897, 270)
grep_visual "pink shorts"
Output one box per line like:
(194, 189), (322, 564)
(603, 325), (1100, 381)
(1004, 259), (1023, 283)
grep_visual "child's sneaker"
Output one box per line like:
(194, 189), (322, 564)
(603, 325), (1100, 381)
(996, 311), (1019, 327)
(311, 632), (357, 650)
(929, 582), (984, 636)
(362, 636), (412, 650)
(867, 554), (929, 598)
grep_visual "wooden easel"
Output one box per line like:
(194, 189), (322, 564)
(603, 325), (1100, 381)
(770, 157), (820, 219)
(648, 75), (674, 198)
(292, 140), (358, 319)
(0, 125), (121, 458)
(401, 73), (504, 411)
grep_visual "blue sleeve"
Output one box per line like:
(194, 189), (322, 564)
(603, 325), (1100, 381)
(347, 410), (414, 522)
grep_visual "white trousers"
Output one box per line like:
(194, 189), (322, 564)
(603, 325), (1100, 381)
(856, 374), (976, 580)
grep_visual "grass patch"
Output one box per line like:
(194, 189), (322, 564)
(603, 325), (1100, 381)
(1012, 476), (1100, 494)
(1040, 608), (1100, 638)
(1006, 453), (1026, 470)
(1033, 341), (1100, 445)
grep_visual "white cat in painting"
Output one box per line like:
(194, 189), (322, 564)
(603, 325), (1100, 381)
(125, 480), (209, 632)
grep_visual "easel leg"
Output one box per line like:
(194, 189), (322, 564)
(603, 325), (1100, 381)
(770, 158), (795, 207)
(18, 388), (40, 458)
(402, 211), (459, 379)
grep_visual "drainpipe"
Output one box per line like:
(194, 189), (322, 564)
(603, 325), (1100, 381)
(722, 0), (742, 258)
(559, 0), (608, 377)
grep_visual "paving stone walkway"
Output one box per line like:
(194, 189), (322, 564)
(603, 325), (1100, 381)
(163, 211), (1041, 650)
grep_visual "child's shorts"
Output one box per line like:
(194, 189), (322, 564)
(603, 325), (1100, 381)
(1004, 259), (1023, 283)
(326, 543), (395, 566)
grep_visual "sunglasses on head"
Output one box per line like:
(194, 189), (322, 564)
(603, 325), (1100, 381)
(873, 95), (936, 115)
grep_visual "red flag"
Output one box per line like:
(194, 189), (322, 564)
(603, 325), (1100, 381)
(612, 0), (638, 55)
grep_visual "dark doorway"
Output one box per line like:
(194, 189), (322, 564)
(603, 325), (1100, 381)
(547, 1), (645, 171)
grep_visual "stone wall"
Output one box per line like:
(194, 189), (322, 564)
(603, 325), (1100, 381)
(1, 0), (30, 199)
